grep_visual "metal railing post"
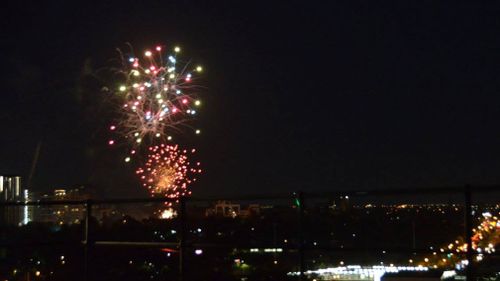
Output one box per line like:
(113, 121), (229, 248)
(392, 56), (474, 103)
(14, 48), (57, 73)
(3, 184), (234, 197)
(296, 191), (305, 281)
(179, 197), (187, 281)
(84, 199), (92, 281)
(464, 185), (473, 281)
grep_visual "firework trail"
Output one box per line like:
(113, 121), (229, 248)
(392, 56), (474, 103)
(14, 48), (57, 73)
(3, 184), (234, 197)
(104, 44), (205, 218)
(108, 45), (203, 162)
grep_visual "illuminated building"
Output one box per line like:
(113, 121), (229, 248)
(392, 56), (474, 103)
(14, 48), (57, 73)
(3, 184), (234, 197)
(34, 186), (113, 225)
(34, 187), (90, 225)
(21, 189), (33, 225)
(54, 189), (66, 197)
(0, 175), (20, 201)
(0, 175), (32, 226)
(205, 201), (240, 217)
(205, 201), (261, 218)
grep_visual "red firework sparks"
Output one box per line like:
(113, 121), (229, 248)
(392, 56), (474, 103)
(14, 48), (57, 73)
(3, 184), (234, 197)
(136, 144), (201, 205)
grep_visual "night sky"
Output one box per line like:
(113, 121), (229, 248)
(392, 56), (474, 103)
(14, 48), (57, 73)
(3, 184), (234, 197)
(1, 1), (500, 197)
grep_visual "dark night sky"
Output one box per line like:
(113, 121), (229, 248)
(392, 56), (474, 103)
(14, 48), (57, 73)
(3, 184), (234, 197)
(1, 1), (500, 197)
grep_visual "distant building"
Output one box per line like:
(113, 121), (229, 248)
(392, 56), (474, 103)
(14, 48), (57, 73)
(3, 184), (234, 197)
(33, 186), (111, 225)
(205, 201), (240, 217)
(22, 189), (34, 225)
(205, 201), (260, 218)
(34, 187), (90, 225)
(0, 175), (32, 226)
(0, 175), (20, 201)
(54, 189), (66, 197)
(330, 195), (351, 212)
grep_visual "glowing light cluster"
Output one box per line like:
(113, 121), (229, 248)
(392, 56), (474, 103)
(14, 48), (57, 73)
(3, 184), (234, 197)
(159, 208), (177, 219)
(108, 45), (203, 156)
(419, 211), (499, 269)
(288, 265), (428, 281)
(136, 144), (201, 206)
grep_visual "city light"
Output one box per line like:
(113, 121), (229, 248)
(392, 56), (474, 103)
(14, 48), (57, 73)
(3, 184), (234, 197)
(288, 265), (429, 281)
(159, 208), (176, 219)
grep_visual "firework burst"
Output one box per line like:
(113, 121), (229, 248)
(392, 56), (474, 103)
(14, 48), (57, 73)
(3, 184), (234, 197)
(136, 144), (201, 206)
(108, 45), (203, 159)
